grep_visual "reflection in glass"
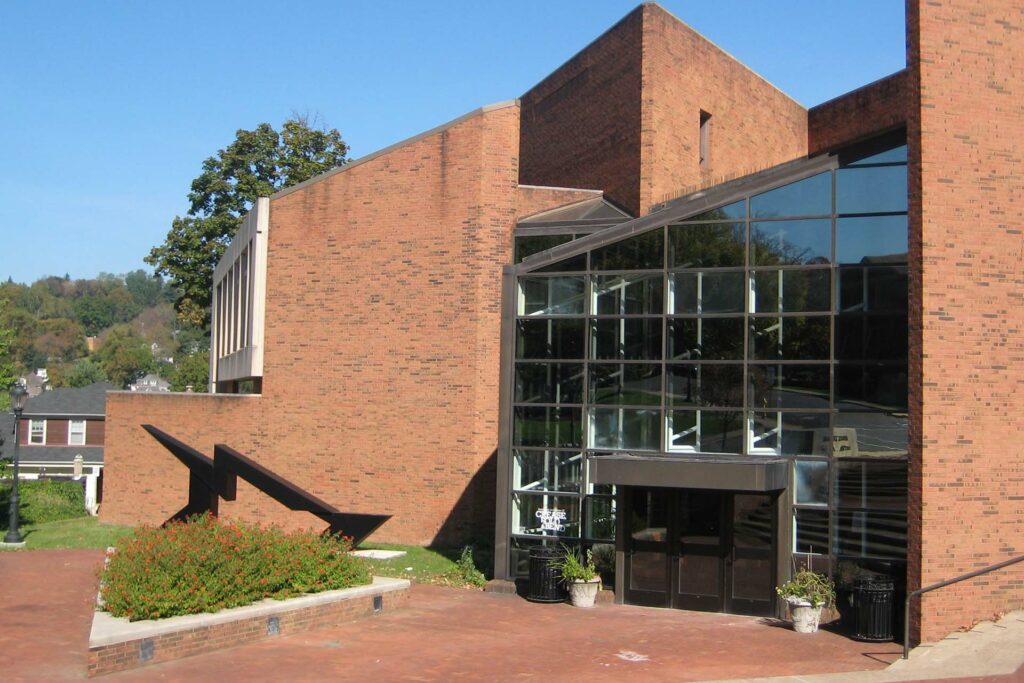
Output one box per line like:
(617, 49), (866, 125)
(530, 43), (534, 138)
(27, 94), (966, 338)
(515, 234), (576, 263)
(514, 363), (583, 404)
(669, 410), (744, 453)
(667, 364), (744, 407)
(750, 412), (829, 455)
(795, 508), (829, 554)
(513, 450), (582, 493)
(594, 274), (663, 315)
(836, 165), (908, 214)
(753, 270), (831, 313)
(751, 316), (831, 360)
(836, 216), (908, 264)
(836, 460), (908, 509)
(683, 200), (746, 222)
(669, 223), (745, 268)
(749, 364), (831, 410)
(835, 363), (908, 411)
(590, 364), (661, 405)
(669, 318), (744, 360)
(750, 172), (831, 218)
(535, 253), (587, 272)
(586, 497), (616, 541)
(843, 144), (907, 166)
(513, 406), (582, 448)
(592, 231), (664, 271)
(671, 271), (744, 313)
(835, 314), (908, 362)
(631, 552), (667, 591)
(513, 493), (580, 536)
(590, 408), (660, 451)
(518, 276), (586, 315)
(833, 412), (908, 456)
(591, 318), (663, 360)
(751, 219), (832, 266)
(795, 461), (829, 505)
(516, 318), (585, 359)
(835, 510), (907, 560)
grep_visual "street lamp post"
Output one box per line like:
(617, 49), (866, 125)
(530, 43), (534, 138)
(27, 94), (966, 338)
(5, 384), (28, 544)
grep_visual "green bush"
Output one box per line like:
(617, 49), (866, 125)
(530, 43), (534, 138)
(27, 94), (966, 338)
(444, 546), (487, 587)
(100, 514), (370, 621)
(0, 479), (87, 528)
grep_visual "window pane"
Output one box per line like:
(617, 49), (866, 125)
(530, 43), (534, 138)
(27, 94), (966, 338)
(594, 274), (663, 315)
(833, 412), (908, 457)
(835, 510), (906, 560)
(751, 219), (832, 266)
(69, 420), (86, 446)
(750, 412), (829, 455)
(836, 460), (907, 510)
(516, 318), (585, 359)
(836, 216), (908, 264)
(513, 406), (582, 448)
(668, 318), (744, 360)
(513, 493), (581, 537)
(518, 276), (586, 315)
(843, 144), (907, 166)
(750, 316), (830, 360)
(795, 460), (829, 505)
(514, 363), (584, 404)
(591, 231), (664, 271)
(590, 363), (661, 405)
(682, 200), (746, 222)
(750, 172), (831, 218)
(753, 270), (830, 313)
(515, 234), (576, 263)
(591, 318), (662, 360)
(750, 364), (831, 410)
(835, 314), (907, 361)
(835, 363), (908, 412)
(836, 165), (907, 214)
(795, 508), (829, 554)
(535, 253), (587, 272)
(671, 271), (744, 313)
(838, 266), (908, 313)
(668, 364), (744, 408)
(669, 223), (745, 268)
(29, 420), (45, 444)
(590, 408), (661, 451)
(669, 410), (744, 454)
(586, 497), (616, 541)
(513, 449), (582, 493)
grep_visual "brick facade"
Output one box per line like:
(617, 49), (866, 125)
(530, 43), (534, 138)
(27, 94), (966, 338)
(808, 70), (911, 156)
(906, 0), (1024, 643)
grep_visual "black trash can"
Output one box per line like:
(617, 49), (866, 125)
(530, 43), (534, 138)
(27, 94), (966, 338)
(854, 576), (895, 641)
(527, 546), (566, 603)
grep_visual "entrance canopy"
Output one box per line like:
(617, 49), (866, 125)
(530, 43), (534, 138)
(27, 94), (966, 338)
(590, 453), (788, 492)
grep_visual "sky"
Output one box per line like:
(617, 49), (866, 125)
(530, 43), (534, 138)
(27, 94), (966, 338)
(0, 1), (906, 285)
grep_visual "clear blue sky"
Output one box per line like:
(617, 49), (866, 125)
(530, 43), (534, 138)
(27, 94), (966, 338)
(0, 1), (906, 285)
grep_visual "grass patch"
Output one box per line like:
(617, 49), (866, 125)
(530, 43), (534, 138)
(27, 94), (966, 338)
(361, 542), (491, 588)
(8, 516), (136, 550)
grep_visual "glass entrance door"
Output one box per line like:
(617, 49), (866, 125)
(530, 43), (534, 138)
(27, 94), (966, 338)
(624, 487), (777, 615)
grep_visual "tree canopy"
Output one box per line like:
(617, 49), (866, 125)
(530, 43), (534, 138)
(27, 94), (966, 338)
(146, 116), (349, 326)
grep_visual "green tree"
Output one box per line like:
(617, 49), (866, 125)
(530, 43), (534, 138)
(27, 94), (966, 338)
(124, 269), (165, 308)
(34, 318), (87, 363)
(146, 115), (349, 326)
(95, 325), (154, 389)
(0, 301), (16, 411)
(170, 350), (209, 392)
(63, 358), (109, 388)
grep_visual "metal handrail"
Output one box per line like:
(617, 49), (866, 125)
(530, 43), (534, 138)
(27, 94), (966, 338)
(903, 553), (1024, 659)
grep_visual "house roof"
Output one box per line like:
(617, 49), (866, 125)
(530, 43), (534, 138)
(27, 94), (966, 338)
(22, 382), (113, 419)
(13, 446), (104, 465)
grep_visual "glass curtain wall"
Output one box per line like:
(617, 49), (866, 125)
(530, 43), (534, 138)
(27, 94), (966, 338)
(508, 136), (909, 577)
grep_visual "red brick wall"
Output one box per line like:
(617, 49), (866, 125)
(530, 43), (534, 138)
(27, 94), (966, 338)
(516, 186), (603, 220)
(519, 7), (644, 214)
(808, 70), (911, 156)
(907, 0), (1024, 643)
(102, 104), (521, 546)
(639, 4), (808, 212)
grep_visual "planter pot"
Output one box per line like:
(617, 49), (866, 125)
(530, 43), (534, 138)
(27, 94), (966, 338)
(786, 597), (823, 633)
(567, 578), (601, 608)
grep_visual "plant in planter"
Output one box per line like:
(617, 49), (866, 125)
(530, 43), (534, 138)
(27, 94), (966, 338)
(777, 569), (836, 633)
(554, 545), (601, 608)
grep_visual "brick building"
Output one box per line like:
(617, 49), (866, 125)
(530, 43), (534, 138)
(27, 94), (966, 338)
(102, 2), (1023, 644)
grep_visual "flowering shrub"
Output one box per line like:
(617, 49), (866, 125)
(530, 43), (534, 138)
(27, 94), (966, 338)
(100, 514), (370, 621)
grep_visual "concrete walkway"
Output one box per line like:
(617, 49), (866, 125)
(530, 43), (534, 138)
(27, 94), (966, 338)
(0, 550), (1020, 682)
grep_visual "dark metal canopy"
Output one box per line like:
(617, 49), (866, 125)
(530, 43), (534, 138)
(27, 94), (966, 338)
(589, 453), (789, 492)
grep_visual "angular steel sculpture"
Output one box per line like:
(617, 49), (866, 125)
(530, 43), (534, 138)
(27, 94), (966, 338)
(142, 425), (390, 545)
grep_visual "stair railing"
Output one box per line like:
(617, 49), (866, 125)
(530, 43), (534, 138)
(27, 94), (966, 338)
(903, 553), (1024, 659)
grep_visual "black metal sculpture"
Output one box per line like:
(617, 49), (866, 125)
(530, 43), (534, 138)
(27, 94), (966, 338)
(142, 425), (390, 545)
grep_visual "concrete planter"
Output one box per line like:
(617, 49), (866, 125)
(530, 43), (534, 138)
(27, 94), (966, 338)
(786, 597), (824, 633)
(568, 578), (601, 608)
